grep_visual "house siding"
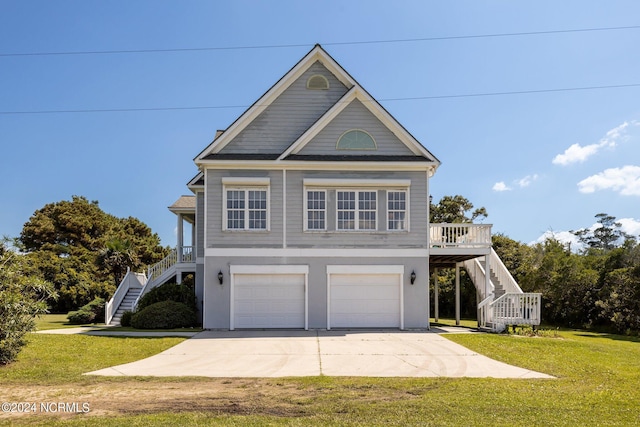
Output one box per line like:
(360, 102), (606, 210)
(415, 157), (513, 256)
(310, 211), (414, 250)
(196, 191), (205, 258)
(297, 100), (416, 156)
(205, 169), (283, 248)
(220, 61), (349, 154)
(203, 255), (429, 329)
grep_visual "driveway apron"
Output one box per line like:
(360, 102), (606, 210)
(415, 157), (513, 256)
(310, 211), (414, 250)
(86, 329), (553, 378)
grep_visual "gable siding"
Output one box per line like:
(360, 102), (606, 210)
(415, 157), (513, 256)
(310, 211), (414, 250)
(220, 61), (349, 154)
(286, 170), (428, 248)
(296, 100), (416, 156)
(205, 169), (283, 248)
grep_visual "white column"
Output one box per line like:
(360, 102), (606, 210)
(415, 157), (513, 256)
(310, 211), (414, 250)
(191, 218), (196, 252)
(434, 267), (439, 323)
(455, 263), (461, 326)
(485, 255), (491, 299)
(177, 214), (184, 263)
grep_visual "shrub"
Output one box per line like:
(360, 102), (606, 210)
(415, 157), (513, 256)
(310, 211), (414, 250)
(67, 309), (96, 324)
(137, 282), (196, 312)
(131, 300), (196, 329)
(120, 310), (133, 327)
(66, 297), (105, 324)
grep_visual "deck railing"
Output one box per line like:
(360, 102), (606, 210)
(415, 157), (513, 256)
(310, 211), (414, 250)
(429, 224), (492, 248)
(492, 293), (541, 328)
(146, 246), (194, 282)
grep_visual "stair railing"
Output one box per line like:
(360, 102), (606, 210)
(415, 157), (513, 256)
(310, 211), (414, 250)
(147, 247), (178, 282)
(477, 294), (494, 329)
(106, 268), (133, 325)
(462, 257), (494, 301)
(489, 248), (523, 294)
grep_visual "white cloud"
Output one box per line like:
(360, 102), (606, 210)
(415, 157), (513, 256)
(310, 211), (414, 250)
(530, 230), (581, 250)
(492, 181), (511, 192)
(552, 121), (635, 166)
(517, 174), (538, 188)
(577, 165), (640, 196)
(493, 174), (538, 192)
(618, 218), (640, 236)
(552, 143), (600, 166)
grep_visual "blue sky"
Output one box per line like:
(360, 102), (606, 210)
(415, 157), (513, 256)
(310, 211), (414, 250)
(1, 1), (639, 248)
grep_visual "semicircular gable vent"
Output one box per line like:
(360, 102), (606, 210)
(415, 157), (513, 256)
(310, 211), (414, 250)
(337, 129), (377, 150)
(307, 74), (330, 90)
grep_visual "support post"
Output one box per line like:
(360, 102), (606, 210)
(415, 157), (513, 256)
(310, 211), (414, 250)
(434, 267), (439, 323)
(177, 213), (184, 263)
(485, 255), (491, 299)
(455, 263), (461, 326)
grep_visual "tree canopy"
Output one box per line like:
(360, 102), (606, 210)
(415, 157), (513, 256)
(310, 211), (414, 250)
(18, 196), (168, 312)
(572, 213), (634, 252)
(430, 195), (487, 223)
(1, 238), (57, 364)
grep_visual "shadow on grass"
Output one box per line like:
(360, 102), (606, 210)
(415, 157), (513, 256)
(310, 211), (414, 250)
(575, 333), (640, 344)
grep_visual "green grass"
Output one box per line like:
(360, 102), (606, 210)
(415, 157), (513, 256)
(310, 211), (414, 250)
(35, 313), (101, 330)
(430, 317), (478, 329)
(3, 325), (640, 425)
(35, 313), (202, 333)
(0, 334), (186, 384)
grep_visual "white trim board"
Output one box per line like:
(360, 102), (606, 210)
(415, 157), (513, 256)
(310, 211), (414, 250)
(205, 248), (429, 258)
(303, 178), (410, 187)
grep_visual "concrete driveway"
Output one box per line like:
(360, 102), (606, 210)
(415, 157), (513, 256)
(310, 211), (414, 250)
(87, 328), (552, 378)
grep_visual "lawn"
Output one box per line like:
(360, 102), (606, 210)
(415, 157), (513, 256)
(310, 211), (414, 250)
(35, 313), (102, 330)
(35, 313), (202, 333)
(2, 322), (640, 425)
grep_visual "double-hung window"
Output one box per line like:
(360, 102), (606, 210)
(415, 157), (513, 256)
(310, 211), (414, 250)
(306, 190), (326, 230)
(387, 190), (408, 231)
(337, 190), (377, 231)
(222, 178), (270, 231)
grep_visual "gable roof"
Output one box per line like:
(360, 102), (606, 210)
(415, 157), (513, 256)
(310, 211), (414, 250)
(195, 44), (440, 170)
(195, 44), (356, 161)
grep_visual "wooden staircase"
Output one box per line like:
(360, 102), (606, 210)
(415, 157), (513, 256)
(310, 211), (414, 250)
(463, 248), (541, 332)
(109, 287), (142, 326)
(105, 246), (196, 325)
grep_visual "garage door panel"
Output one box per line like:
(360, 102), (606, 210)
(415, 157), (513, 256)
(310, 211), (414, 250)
(330, 272), (401, 328)
(233, 272), (305, 329)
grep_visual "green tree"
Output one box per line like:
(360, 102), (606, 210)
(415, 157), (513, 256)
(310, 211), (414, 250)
(491, 234), (537, 289)
(430, 195), (487, 223)
(97, 238), (138, 287)
(0, 238), (57, 365)
(595, 241), (640, 333)
(572, 213), (633, 252)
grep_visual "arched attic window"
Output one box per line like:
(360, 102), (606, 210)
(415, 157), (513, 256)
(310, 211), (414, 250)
(336, 129), (377, 150)
(306, 74), (330, 90)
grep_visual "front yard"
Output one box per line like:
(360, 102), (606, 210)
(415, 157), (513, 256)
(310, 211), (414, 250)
(1, 318), (639, 425)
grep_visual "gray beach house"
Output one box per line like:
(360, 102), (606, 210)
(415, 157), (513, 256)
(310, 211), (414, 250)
(106, 45), (540, 332)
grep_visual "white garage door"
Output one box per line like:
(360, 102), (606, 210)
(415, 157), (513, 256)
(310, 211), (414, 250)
(329, 273), (401, 328)
(233, 273), (306, 329)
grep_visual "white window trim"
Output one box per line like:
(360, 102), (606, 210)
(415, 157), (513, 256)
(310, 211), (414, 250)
(222, 185), (270, 231)
(336, 129), (377, 151)
(304, 178), (410, 188)
(386, 189), (410, 232)
(303, 188), (327, 231)
(336, 189), (378, 232)
(306, 74), (330, 90)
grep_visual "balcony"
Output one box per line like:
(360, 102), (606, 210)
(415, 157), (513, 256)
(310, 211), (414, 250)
(429, 223), (492, 266)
